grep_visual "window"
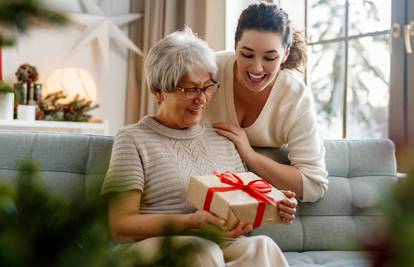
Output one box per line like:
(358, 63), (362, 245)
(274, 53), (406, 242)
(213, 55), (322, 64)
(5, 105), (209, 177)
(227, 0), (391, 139)
(279, 0), (391, 139)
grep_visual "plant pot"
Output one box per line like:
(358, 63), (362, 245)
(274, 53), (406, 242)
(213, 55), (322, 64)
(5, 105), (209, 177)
(0, 92), (15, 120)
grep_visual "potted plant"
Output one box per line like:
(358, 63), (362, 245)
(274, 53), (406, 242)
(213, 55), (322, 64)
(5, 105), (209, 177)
(0, 81), (15, 120)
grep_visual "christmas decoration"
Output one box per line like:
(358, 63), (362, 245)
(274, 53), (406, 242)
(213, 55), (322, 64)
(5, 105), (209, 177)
(0, 81), (14, 93)
(37, 90), (98, 122)
(67, 0), (143, 66)
(15, 63), (39, 83)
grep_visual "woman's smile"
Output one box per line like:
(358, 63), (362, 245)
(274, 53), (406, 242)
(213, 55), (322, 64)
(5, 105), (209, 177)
(247, 71), (268, 83)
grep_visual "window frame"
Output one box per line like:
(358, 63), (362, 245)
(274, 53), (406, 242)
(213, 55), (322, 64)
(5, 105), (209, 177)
(303, 0), (392, 139)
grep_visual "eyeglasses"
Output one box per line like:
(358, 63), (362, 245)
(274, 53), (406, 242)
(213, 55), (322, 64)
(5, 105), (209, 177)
(174, 80), (220, 99)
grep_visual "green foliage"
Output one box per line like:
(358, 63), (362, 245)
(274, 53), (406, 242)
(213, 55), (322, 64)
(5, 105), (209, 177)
(0, 160), (112, 267)
(0, 0), (67, 47)
(0, 81), (15, 93)
(0, 35), (14, 47)
(362, 164), (414, 267)
(0, 160), (223, 267)
(383, 167), (414, 267)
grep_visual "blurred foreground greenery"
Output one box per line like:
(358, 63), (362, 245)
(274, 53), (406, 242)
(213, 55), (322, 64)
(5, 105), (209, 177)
(0, 0), (67, 47)
(364, 161), (414, 267)
(0, 160), (223, 267)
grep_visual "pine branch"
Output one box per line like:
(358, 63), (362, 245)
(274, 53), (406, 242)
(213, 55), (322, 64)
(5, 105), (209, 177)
(0, 0), (67, 47)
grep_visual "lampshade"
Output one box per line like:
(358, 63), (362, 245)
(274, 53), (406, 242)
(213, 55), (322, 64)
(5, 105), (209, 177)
(44, 68), (97, 104)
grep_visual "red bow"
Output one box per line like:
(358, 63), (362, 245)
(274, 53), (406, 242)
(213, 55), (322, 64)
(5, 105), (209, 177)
(203, 171), (277, 228)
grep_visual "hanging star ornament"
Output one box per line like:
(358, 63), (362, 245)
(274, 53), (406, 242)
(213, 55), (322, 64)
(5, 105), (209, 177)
(67, 0), (143, 66)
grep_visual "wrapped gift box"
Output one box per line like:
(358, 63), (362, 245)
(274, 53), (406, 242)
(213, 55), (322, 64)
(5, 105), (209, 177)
(186, 171), (286, 231)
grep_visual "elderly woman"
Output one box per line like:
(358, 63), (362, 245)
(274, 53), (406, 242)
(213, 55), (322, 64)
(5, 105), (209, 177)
(101, 28), (296, 267)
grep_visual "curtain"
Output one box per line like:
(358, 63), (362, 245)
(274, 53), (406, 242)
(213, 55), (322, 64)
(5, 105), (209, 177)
(125, 0), (207, 124)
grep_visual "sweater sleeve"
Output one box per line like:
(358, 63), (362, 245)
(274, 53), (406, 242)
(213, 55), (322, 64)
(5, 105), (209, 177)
(286, 91), (329, 202)
(100, 129), (145, 197)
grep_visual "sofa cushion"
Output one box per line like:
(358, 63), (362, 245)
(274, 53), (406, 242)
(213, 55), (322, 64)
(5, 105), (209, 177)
(285, 251), (369, 267)
(251, 139), (397, 251)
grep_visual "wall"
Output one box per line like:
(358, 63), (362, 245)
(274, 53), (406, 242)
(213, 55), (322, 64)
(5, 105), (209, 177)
(2, 0), (133, 135)
(225, 0), (259, 50)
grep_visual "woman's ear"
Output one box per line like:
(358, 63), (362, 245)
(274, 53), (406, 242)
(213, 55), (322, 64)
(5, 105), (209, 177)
(152, 90), (164, 104)
(282, 47), (290, 64)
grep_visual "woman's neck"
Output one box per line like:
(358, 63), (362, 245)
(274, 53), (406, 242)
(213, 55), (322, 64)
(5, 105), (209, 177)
(153, 112), (183, 129)
(233, 63), (274, 128)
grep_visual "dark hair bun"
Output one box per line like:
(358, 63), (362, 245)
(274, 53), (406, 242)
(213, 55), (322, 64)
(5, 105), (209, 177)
(282, 28), (307, 71)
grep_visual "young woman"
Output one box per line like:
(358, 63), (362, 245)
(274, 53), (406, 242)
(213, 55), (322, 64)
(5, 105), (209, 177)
(101, 28), (294, 267)
(203, 2), (329, 202)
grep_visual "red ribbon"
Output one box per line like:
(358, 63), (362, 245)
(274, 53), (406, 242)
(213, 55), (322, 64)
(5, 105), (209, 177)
(203, 171), (277, 228)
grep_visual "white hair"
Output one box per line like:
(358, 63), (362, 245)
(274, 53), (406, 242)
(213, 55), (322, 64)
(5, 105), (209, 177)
(144, 26), (217, 92)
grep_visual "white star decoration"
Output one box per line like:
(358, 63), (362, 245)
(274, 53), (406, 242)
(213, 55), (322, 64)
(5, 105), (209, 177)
(67, 0), (143, 66)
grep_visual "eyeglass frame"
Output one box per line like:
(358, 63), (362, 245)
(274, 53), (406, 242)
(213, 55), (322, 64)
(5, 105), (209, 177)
(173, 79), (220, 99)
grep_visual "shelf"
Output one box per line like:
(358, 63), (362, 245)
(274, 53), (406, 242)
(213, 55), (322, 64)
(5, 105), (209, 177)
(0, 119), (108, 135)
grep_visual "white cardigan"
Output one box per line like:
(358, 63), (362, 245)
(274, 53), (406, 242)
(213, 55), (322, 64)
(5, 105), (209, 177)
(203, 51), (329, 202)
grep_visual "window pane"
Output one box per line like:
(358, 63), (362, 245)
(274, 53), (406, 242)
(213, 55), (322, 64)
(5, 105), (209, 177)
(309, 42), (345, 139)
(308, 0), (346, 42)
(349, 0), (391, 35)
(347, 35), (390, 139)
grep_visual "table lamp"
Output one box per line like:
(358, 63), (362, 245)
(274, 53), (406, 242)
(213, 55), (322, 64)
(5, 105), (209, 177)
(44, 68), (97, 104)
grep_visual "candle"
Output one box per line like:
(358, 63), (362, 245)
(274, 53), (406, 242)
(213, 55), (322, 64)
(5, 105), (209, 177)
(17, 105), (36, 121)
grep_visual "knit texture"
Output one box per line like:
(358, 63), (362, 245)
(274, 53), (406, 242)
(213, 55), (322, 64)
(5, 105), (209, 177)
(101, 116), (245, 214)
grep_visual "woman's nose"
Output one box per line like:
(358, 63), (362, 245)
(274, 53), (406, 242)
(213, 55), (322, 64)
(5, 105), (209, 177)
(194, 91), (207, 104)
(251, 58), (264, 72)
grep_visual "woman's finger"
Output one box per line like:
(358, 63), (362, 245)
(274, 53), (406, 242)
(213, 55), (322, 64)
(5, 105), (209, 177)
(213, 122), (241, 135)
(224, 221), (252, 237)
(206, 214), (226, 227)
(281, 190), (296, 199)
(280, 197), (298, 209)
(279, 204), (296, 215)
(279, 210), (295, 222)
(215, 129), (238, 143)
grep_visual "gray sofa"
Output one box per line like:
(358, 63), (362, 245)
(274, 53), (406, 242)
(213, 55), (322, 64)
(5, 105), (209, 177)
(0, 131), (397, 267)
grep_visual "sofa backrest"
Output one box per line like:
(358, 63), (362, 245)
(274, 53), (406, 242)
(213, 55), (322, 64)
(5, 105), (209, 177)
(0, 131), (112, 201)
(251, 139), (397, 251)
(0, 132), (397, 252)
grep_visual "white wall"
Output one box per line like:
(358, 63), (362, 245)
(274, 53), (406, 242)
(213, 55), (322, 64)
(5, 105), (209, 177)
(225, 0), (257, 50)
(2, 0), (133, 135)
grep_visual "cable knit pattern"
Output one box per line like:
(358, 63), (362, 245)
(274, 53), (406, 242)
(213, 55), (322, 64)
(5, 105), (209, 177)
(101, 116), (245, 214)
(168, 138), (216, 186)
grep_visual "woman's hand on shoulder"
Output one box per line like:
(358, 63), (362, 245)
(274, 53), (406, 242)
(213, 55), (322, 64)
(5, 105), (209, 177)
(188, 209), (226, 229)
(278, 190), (298, 224)
(213, 122), (255, 162)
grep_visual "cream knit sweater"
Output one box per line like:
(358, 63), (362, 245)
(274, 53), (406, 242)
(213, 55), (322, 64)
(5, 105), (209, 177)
(101, 116), (245, 213)
(203, 51), (328, 202)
